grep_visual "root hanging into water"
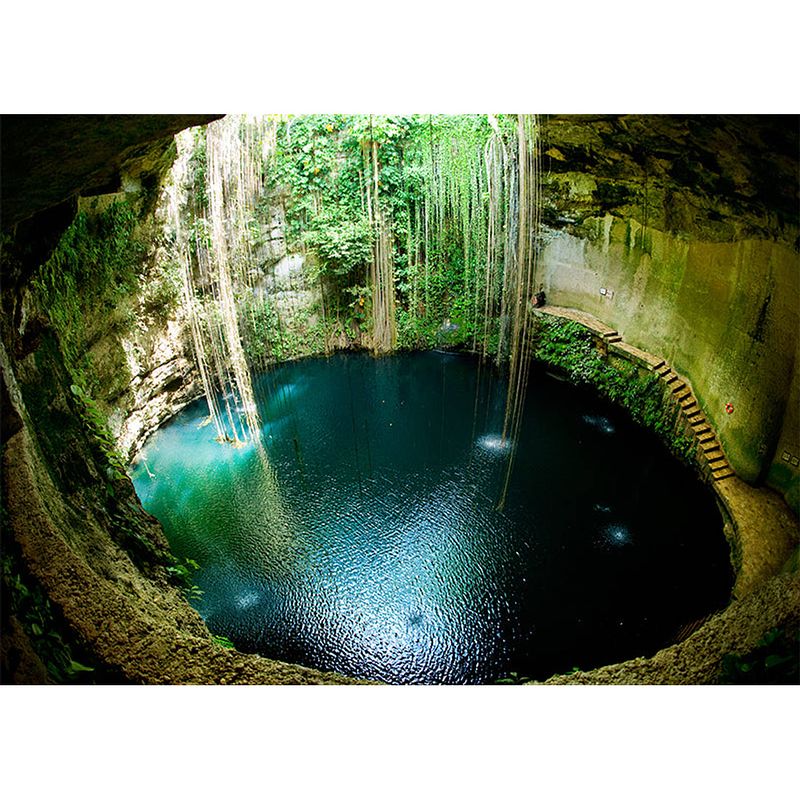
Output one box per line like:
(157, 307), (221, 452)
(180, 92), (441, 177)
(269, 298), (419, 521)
(497, 114), (543, 511)
(165, 117), (274, 458)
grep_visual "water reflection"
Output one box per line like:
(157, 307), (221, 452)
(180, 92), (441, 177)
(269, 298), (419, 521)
(131, 352), (732, 683)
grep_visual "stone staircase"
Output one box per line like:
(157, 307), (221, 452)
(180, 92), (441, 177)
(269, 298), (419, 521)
(534, 306), (735, 483)
(651, 360), (734, 481)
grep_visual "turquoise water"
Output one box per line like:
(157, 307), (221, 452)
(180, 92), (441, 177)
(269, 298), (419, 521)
(130, 352), (732, 683)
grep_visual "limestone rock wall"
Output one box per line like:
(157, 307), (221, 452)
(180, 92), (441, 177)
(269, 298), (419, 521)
(539, 221), (798, 489)
(538, 115), (799, 512)
(111, 317), (200, 460)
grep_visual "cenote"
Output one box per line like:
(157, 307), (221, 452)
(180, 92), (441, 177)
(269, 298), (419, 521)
(131, 350), (733, 684)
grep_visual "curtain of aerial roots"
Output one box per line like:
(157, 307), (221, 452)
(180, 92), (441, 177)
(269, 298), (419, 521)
(497, 114), (542, 509)
(415, 119), (491, 346)
(177, 117), (270, 455)
(166, 140), (227, 444)
(478, 122), (508, 358)
(364, 138), (397, 354)
(410, 116), (540, 506)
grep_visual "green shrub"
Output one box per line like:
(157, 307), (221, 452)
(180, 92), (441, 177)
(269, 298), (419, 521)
(1, 554), (97, 683)
(303, 213), (373, 279)
(718, 627), (800, 684)
(532, 316), (696, 461)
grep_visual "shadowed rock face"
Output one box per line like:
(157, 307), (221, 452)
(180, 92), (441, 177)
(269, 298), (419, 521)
(540, 114), (799, 246)
(1, 114), (223, 229)
(6, 115), (795, 237)
(1, 114), (223, 301)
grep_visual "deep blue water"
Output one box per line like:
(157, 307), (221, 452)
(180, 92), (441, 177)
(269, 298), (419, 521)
(130, 351), (732, 683)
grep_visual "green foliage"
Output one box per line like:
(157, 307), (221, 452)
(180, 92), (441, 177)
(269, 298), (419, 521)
(266, 114), (508, 348)
(142, 258), (182, 315)
(239, 293), (328, 363)
(532, 318), (602, 382)
(31, 201), (145, 391)
(166, 556), (204, 603)
(270, 115), (353, 241)
(1, 554), (97, 683)
(718, 627), (799, 684)
(495, 670), (532, 684)
(212, 634), (236, 649)
(69, 383), (127, 494)
(187, 128), (208, 210)
(532, 316), (696, 461)
(304, 212), (373, 279)
(396, 308), (438, 350)
(240, 294), (282, 362)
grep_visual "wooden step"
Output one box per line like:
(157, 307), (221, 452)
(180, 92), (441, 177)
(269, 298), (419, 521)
(687, 412), (705, 424)
(691, 421), (711, 433)
(705, 452), (726, 464)
(697, 431), (715, 443)
(663, 372), (680, 384)
(606, 335), (622, 344)
(651, 359), (666, 372)
(700, 440), (720, 453)
(671, 381), (688, 394)
(681, 402), (699, 416)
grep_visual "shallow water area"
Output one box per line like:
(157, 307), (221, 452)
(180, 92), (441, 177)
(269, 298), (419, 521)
(130, 352), (732, 683)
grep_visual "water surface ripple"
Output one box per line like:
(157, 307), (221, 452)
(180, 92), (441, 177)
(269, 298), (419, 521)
(131, 352), (732, 683)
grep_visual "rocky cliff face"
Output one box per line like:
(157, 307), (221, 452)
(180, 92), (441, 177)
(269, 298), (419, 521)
(540, 115), (798, 245)
(107, 138), (326, 460)
(1, 116), (223, 465)
(111, 316), (199, 459)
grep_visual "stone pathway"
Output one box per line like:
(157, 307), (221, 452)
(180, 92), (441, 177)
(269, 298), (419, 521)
(534, 304), (799, 598)
(535, 305), (733, 480)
